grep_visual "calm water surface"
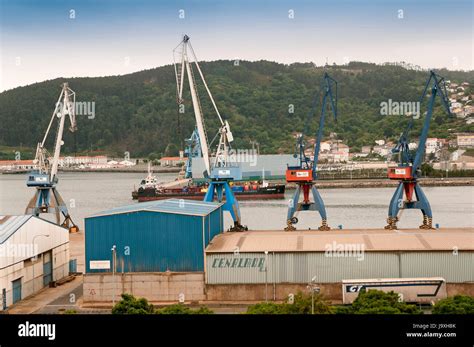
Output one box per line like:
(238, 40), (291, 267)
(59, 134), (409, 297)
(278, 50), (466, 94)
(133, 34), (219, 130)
(0, 172), (473, 230)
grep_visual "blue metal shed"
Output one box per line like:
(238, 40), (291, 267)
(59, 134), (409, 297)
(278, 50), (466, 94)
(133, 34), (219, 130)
(85, 199), (223, 273)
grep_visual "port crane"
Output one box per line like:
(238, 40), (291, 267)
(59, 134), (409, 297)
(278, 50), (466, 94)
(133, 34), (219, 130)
(25, 82), (79, 232)
(385, 71), (451, 230)
(173, 35), (246, 231)
(285, 73), (338, 231)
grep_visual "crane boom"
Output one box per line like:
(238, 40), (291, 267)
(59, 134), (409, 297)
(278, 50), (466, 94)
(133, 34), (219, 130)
(184, 56), (211, 175)
(412, 72), (451, 171)
(313, 73), (337, 176)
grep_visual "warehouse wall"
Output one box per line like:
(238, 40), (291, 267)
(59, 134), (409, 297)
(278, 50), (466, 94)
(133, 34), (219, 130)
(205, 251), (474, 284)
(0, 243), (69, 311)
(83, 272), (205, 303)
(400, 252), (474, 282)
(86, 209), (222, 273)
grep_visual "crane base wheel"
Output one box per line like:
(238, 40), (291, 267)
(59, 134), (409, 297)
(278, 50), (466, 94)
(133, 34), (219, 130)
(318, 219), (330, 231)
(284, 220), (296, 231)
(229, 223), (248, 232)
(384, 217), (398, 230)
(419, 216), (434, 229)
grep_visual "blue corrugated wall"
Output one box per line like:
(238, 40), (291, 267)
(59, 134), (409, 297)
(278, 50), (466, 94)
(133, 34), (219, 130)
(85, 207), (223, 273)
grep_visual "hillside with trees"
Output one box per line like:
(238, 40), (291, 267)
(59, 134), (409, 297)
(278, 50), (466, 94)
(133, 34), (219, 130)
(0, 61), (472, 159)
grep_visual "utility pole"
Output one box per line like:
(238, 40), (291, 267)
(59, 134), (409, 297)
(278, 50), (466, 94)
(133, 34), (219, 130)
(111, 245), (117, 305)
(264, 251), (268, 302)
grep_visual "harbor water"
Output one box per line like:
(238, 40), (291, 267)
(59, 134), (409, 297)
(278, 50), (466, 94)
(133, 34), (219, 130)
(0, 172), (473, 231)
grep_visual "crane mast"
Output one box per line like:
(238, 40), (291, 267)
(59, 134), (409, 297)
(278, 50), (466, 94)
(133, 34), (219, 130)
(25, 82), (79, 232)
(385, 71), (451, 229)
(173, 35), (246, 231)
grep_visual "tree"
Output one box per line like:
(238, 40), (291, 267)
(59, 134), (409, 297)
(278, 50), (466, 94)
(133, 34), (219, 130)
(348, 289), (422, 314)
(155, 304), (214, 314)
(1, 62), (471, 157)
(246, 302), (286, 314)
(432, 295), (474, 314)
(112, 293), (155, 314)
(246, 292), (333, 314)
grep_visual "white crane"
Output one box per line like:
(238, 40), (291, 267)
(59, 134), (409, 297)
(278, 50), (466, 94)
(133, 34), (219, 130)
(173, 35), (246, 231)
(26, 82), (79, 232)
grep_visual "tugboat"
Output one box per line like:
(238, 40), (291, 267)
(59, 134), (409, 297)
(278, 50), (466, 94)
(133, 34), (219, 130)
(131, 163), (158, 199)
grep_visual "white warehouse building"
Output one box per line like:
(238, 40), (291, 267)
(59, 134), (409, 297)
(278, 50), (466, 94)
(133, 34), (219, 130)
(0, 215), (70, 311)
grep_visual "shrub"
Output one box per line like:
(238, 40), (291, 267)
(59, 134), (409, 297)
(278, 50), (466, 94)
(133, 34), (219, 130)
(63, 309), (77, 314)
(246, 302), (287, 314)
(112, 293), (155, 315)
(156, 304), (214, 314)
(432, 295), (474, 314)
(351, 289), (422, 314)
(246, 291), (333, 314)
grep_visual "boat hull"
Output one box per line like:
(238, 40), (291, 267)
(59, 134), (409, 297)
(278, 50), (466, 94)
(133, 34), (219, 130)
(135, 185), (286, 202)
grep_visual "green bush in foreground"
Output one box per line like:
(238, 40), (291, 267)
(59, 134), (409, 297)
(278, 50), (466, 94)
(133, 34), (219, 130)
(112, 293), (156, 315)
(246, 292), (333, 314)
(349, 289), (422, 314)
(112, 293), (214, 314)
(432, 295), (474, 314)
(63, 309), (77, 314)
(156, 304), (214, 315)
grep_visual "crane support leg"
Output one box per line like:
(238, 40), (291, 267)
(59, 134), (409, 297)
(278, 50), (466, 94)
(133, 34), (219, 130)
(385, 181), (434, 230)
(311, 186), (330, 231)
(284, 184), (330, 231)
(285, 186), (301, 231)
(26, 188), (79, 233)
(204, 181), (247, 232)
(414, 184), (433, 229)
(385, 182), (404, 229)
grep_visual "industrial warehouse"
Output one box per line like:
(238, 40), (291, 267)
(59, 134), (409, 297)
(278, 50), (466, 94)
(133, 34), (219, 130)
(83, 200), (474, 304)
(0, 215), (70, 311)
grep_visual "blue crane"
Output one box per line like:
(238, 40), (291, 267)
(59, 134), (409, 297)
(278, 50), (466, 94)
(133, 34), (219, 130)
(385, 70), (451, 229)
(285, 73), (338, 231)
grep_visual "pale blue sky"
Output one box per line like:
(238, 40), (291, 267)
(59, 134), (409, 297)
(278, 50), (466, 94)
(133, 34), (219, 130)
(0, 0), (472, 91)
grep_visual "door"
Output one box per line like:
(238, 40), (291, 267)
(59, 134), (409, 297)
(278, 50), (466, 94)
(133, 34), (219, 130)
(43, 251), (53, 287)
(12, 278), (22, 304)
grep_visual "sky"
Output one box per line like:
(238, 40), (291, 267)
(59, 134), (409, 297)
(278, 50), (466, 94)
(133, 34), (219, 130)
(0, 0), (472, 92)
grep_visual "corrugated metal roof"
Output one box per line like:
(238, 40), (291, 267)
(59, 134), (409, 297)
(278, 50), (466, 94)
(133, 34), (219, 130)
(87, 198), (223, 219)
(0, 215), (33, 244)
(205, 228), (474, 253)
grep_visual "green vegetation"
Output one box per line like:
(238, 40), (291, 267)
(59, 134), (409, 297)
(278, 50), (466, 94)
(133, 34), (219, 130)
(62, 309), (78, 314)
(246, 292), (333, 314)
(111, 293), (213, 314)
(342, 289), (422, 314)
(0, 61), (472, 158)
(156, 304), (214, 315)
(432, 295), (474, 314)
(247, 290), (424, 315)
(111, 293), (155, 314)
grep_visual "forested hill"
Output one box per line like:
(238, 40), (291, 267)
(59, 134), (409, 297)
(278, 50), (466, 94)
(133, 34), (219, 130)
(0, 61), (473, 159)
